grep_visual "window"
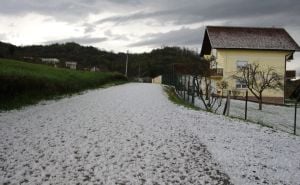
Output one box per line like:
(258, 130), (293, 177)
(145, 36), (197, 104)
(236, 60), (248, 69)
(210, 61), (217, 69)
(216, 68), (223, 75)
(236, 79), (247, 89)
(236, 60), (248, 88)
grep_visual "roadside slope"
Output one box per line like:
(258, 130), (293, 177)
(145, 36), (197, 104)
(0, 59), (127, 110)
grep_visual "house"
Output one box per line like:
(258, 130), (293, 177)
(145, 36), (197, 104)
(65, 61), (77, 70)
(41, 58), (60, 67)
(200, 26), (300, 104)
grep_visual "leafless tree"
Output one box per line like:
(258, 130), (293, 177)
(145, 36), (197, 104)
(233, 63), (283, 110)
(194, 76), (223, 112)
(217, 80), (228, 97)
(191, 55), (223, 113)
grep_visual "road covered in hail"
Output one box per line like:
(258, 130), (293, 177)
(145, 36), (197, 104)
(1, 83), (299, 185)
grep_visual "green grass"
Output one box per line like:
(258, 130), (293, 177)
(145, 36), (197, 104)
(164, 86), (200, 110)
(0, 59), (127, 110)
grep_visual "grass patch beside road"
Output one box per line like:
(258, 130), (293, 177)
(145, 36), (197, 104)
(164, 86), (199, 110)
(0, 59), (127, 110)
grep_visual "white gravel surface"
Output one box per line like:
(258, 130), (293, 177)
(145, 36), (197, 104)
(0, 83), (299, 185)
(192, 95), (300, 134)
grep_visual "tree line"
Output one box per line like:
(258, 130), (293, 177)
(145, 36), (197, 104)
(0, 41), (202, 78)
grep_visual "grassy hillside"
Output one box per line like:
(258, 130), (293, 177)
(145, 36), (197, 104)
(0, 59), (127, 110)
(0, 41), (202, 78)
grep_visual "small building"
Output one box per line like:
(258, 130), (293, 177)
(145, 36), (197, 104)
(65, 61), (77, 70)
(23, 56), (34, 60)
(286, 70), (296, 80)
(41, 58), (60, 67)
(152, 75), (162, 84)
(90, 66), (100, 72)
(200, 26), (300, 104)
(137, 77), (152, 83)
(285, 70), (297, 98)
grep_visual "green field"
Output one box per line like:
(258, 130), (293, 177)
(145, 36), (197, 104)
(0, 59), (127, 110)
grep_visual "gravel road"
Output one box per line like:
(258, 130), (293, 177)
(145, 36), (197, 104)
(0, 83), (232, 185)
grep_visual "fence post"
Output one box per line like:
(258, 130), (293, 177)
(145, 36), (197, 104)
(180, 75), (182, 96)
(175, 73), (178, 90)
(226, 90), (231, 116)
(187, 76), (190, 103)
(183, 75), (186, 101)
(223, 90), (228, 115)
(294, 101), (297, 135)
(177, 75), (181, 95)
(223, 102), (227, 115)
(245, 90), (248, 120)
(172, 73), (174, 86)
(192, 76), (195, 105)
(172, 64), (174, 86)
(178, 75), (180, 95)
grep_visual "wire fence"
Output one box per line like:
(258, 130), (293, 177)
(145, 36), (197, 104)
(162, 73), (300, 136)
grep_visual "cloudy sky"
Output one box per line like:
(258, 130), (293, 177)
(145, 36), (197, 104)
(0, 0), (300, 72)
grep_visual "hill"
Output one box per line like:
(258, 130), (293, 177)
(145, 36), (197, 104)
(0, 41), (203, 78)
(0, 59), (127, 110)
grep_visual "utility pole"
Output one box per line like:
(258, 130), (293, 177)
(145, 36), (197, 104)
(125, 50), (128, 77)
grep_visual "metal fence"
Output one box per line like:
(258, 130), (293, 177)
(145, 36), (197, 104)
(162, 73), (300, 135)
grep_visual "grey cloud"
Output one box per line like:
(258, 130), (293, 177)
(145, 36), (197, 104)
(95, 10), (171, 25)
(104, 30), (129, 41)
(0, 33), (6, 40)
(44, 36), (108, 45)
(0, 1), (110, 22)
(108, 0), (142, 5)
(1, 0), (300, 29)
(129, 26), (204, 47)
(0, 0), (143, 21)
(3, 0), (300, 21)
(93, 0), (300, 26)
(0, 1), (82, 17)
(1, 0), (300, 53)
(83, 23), (96, 34)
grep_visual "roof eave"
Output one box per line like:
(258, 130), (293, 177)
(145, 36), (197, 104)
(200, 29), (213, 57)
(213, 47), (298, 51)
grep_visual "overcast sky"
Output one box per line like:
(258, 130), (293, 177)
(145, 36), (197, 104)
(0, 0), (299, 72)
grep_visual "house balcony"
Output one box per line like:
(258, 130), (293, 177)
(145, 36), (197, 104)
(210, 68), (223, 78)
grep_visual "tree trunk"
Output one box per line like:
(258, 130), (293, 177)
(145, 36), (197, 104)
(205, 78), (209, 100)
(259, 93), (262, 110)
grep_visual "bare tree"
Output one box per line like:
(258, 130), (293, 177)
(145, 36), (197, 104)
(194, 76), (223, 113)
(233, 63), (283, 110)
(217, 80), (228, 97)
(190, 56), (223, 112)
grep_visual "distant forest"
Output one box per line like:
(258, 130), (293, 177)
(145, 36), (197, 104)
(0, 41), (205, 78)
